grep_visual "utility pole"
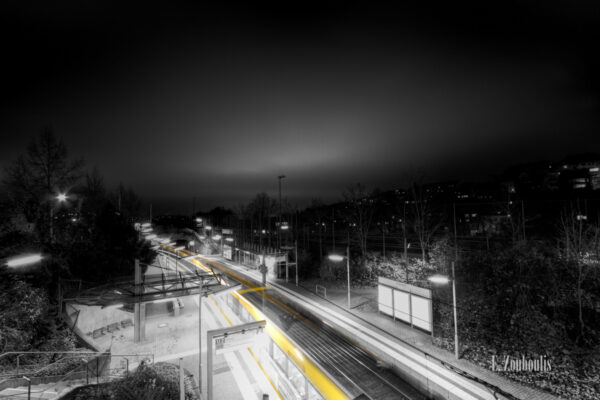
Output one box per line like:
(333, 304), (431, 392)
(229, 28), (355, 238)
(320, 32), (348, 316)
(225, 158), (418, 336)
(332, 208), (335, 249)
(278, 175), (286, 249)
(403, 201), (408, 261)
(134, 259), (145, 342)
(382, 224), (385, 258)
(198, 277), (203, 398)
(453, 203), (458, 261)
(346, 244), (350, 309)
(452, 261), (459, 359)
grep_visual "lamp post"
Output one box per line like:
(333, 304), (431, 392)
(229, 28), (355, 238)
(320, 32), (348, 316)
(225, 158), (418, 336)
(328, 245), (351, 309)
(428, 262), (459, 359)
(278, 175), (286, 249)
(198, 276), (203, 398)
(23, 376), (31, 400)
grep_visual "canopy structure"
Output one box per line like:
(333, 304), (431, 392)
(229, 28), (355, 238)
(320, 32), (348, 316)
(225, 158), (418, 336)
(60, 265), (233, 307)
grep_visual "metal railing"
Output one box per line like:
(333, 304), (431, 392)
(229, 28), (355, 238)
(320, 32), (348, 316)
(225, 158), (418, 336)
(0, 352), (154, 399)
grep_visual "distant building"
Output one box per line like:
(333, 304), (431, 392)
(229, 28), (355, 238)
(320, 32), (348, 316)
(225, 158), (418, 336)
(499, 154), (600, 193)
(558, 153), (600, 191)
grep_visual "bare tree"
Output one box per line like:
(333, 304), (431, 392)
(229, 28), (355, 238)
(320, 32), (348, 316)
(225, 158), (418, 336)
(3, 128), (84, 242)
(233, 203), (250, 244)
(304, 198), (326, 261)
(247, 192), (277, 251)
(558, 204), (600, 343)
(111, 183), (143, 222)
(343, 183), (376, 275)
(409, 182), (444, 263)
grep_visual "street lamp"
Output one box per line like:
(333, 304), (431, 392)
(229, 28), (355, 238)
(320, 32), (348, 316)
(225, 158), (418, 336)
(328, 246), (351, 309)
(278, 175), (286, 249)
(428, 262), (459, 359)
(5, 253), (44, 268)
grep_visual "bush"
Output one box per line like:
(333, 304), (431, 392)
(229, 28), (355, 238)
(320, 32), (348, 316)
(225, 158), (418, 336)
(111, 362), (197, 400)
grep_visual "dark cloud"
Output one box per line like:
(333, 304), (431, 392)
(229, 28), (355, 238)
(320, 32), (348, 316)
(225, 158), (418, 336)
(1, 1), (599, 213)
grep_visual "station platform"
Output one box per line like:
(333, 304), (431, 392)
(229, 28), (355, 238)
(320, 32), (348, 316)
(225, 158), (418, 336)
(106, 288), (283, 400)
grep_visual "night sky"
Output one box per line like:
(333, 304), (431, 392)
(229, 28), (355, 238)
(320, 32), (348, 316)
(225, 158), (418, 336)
(2, 1), (600, 213)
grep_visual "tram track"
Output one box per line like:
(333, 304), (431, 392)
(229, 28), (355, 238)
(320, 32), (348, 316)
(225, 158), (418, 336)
(172, 249), (428, 399)
(242, 289), (426, 400)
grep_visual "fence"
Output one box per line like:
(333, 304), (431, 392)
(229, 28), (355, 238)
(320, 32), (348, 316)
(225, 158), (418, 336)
(0, 353), (154, 399)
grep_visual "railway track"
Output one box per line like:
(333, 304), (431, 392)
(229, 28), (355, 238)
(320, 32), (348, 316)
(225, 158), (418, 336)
(242, 288), (427, 400)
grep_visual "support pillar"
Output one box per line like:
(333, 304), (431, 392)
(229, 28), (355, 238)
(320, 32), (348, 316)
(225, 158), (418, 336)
(134, 259), (146, 342)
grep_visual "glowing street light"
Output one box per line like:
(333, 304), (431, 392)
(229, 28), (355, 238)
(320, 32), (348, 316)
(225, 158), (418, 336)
(428, 275), (450, 284)
(328, 246), (351, 309)
(56, 193), (68, 202)
(328, 254), (344, 262)
(6, 254), (44, 268)
(428, 262), (459, 359)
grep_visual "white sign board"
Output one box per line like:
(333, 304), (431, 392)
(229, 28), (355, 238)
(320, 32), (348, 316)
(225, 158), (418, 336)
(378, 277), (433, 334)
(214, 329), (265, 355)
